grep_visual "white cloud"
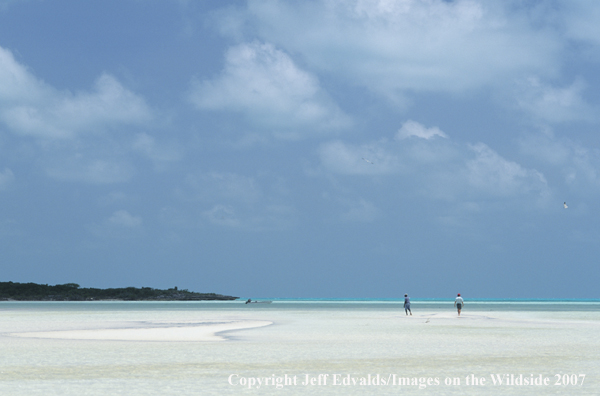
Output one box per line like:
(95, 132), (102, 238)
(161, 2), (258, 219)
(318, 140), (401, 175)
(0, 46), (152, 139)
(202, 202), (296, 230)
(515, 77), (595, 123)
(219, 0), (562, 100)
(108, 210), (143, 228)
(519, 132), (600, 191)
(203, 204), (241, 228)
(319, 122), (549, 202)
(189, 42), (351, 137)
(396, 120), (447, 140)
(0, 46), (156, 185)
(0, 46), (42, 102)
(465, 143), (547, 197)
(318, 121), (454, 175)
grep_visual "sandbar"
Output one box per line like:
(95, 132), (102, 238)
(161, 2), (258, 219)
(8, 320), (272, 342)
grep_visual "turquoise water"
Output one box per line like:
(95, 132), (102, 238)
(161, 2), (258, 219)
(5, 298), (600, 314)
(1, 300), (599, 395)
(244, 298), (600, 307)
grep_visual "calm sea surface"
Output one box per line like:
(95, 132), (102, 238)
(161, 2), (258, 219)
(1, 300), (599, 395)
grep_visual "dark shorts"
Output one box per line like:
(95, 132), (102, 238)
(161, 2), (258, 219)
(404, 304), (411, 310)
(456, 303), (462, 309)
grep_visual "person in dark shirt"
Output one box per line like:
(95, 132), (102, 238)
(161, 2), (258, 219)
(404, 294), (412, 315)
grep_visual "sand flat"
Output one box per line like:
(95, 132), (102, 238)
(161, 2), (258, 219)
(8, 320), (272, 342)
(2, 301), (599, 395)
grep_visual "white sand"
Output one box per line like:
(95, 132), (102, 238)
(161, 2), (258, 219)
(8, 320), (272, 342)
(2, 303), (599, 395)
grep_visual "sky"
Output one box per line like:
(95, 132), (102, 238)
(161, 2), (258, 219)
(1, 0), (600, 299)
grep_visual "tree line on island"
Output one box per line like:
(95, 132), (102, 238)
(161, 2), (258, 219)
(0, 282), (238, 301)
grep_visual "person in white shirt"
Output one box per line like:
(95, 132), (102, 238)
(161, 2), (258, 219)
(454, 293), (464, 316)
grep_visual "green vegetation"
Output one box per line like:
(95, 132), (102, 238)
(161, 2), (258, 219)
(0, 282), (238, 301)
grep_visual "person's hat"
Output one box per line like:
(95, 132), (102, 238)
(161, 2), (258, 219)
(457, 293), (461, 296)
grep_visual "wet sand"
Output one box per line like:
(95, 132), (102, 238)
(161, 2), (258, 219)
(9, 320), (272, 342)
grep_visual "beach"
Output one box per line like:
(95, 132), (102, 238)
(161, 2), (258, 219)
(1, 300), (598, 395)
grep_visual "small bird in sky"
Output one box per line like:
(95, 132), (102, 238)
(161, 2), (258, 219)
(564, 202), (568, 209)
(362, 157), (374, 165)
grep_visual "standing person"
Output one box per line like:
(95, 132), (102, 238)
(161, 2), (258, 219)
(454, 293), (464, 316)
(404, 294), (412, 315)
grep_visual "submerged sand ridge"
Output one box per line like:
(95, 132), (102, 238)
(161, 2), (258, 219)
(8, 320), (272, 342)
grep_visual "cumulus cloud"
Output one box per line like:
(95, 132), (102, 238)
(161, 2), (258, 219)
(519, 132), (600, 191)
(318, 120), (456, 175)
(0, 46), (152, 139)
(203, 204), (241, 228)
(465, 143), (547, 197)
(188, 42), (351, 137)
(216, 0), (562, 100)
(202, 202), (296, 230)
(0, 46), (157, 185)
(396, 120), (447, 140)
(107, 210), (143, 228)
(318, 120), (548, 201)
(0, 47), (41, 102)
(318, 140), (401, 175)
(515, 77), (595, 123)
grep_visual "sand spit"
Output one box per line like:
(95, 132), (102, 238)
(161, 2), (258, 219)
(7, 320), (272, 342)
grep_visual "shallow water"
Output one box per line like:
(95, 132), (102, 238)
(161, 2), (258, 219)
(1, 300), (599, 395)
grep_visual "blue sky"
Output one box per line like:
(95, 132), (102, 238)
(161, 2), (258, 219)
(1, 0), (599, 298)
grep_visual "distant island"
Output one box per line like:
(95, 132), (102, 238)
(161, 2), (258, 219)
(0, 282), (239, 301)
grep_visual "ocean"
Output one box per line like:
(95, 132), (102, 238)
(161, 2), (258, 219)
(1, 299), (599, 395)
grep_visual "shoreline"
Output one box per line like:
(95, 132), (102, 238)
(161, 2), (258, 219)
(0, 298), (240, 302)
(0, 282), (239, 302)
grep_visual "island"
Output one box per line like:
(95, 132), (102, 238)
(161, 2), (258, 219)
(0, 282), (238, 301)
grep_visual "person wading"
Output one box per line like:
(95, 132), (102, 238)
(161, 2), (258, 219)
(404, 294), (412, 315)
(454, 293), (464, 316)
